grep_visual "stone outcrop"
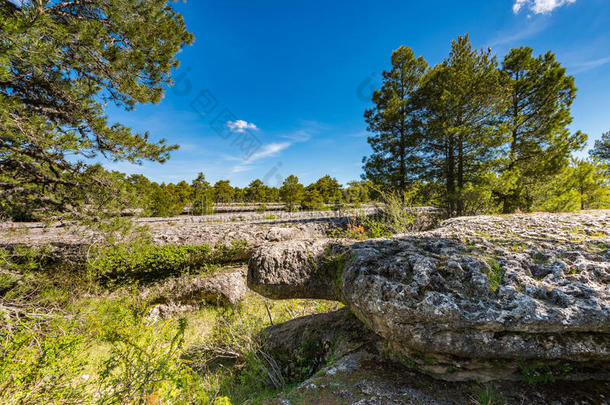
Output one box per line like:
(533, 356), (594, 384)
(263, 310), (610, 405)
(0, 210), (375, 248)
(145, 267), (247, 320)
(248, 211), (610, 381)
(248, 239), (346, 300)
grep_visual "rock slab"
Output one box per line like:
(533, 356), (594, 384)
(249, 211), (610, 381)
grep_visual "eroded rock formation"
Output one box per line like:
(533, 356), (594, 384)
(145, 266), (247, 320)
(249, 211), (610, 381)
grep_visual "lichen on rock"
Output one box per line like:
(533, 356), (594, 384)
(248, 211), (610, 381)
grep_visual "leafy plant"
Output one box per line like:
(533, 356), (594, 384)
(96, 316), (214, 404)
(0, 317), (89, 404)
(91, 244), (213, 283)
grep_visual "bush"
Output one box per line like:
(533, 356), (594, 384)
(476, 383), (506, 405)
(301, 189), (324, 211)
(90, 239), (250, 284)
(331, 189), (420, 239)
(91, 244), (213, 283)
(96, 316), (212, 404)
(0, 317), (89, 404)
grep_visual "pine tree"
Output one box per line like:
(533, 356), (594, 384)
(311, 175), (343, 204)
(245, 179), (267, 202)
(0, 0), (193, 218)
(279, 175), (304, 212)
(497, 47), (586, 212)
(191, 173), (213, 215)
(417, 35), (505, 215)
(213, 180), (234, 204)
(590, 131), (610, 164)
(363, 46), (428, 190)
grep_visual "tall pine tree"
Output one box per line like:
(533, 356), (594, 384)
(590, 131), (610, 164)
(416, 35), (505, 216)
(362, 46), (428, 190)
(496, 47), (586, 212)
(0, 0), (193, 218)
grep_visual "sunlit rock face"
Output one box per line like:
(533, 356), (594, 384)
(249, 211), (610, 381)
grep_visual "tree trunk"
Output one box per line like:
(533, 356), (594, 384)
(446, 137), (456, 216)
(457, 133), (464, 216)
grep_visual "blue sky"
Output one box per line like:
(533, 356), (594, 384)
(104, 0), (610, 187)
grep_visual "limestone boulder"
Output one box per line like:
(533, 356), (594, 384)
(248, 211), (610, 380)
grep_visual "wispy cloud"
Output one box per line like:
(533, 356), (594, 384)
(249, 142), (292, 161)
(570, 55), (610, 73)
(230, 142), (291, 173)
(513, 0), (577, 14)
(231, 165), (255, 173)
(226, 120), (258, 133)
(226, 122), (321, 173)
(282, 129), (313, 143)
(488, 19), (549, 47)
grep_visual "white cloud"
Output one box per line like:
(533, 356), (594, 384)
(231, 165), (254, 173)
(513, 0), (577, 14)
(571, 55), (610, 73)
(248, 142), (291, 161)
(229, 142), (291, 173)
(225, 122), (320, 173)
(489, 19), (549, 47)
(226, 120), (258, 133)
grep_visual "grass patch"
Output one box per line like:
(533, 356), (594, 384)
(483, 258), (504, 292)
(90, 240), (248, 285)
(0, 244), (342, 404)
(476, 383), (506, 405)
(532, 252), (551, 265)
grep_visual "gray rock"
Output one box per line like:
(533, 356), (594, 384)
(145, 267), (247, 319)
(248, 239), (347, 300)
(265, 310), (609, 404)
(249, 211), (610, 381)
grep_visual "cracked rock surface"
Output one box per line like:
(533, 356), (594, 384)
(249, 211), (610, 381)
(144, 266), (247, 320)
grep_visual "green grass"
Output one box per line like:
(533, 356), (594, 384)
(0, 244), (342, 404)
(532, 252), (551, 265)
(476, 384), (506, 405)
(90, 240), (248, 285)
(484, 258), (504, 292)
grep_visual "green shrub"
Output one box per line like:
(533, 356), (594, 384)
(90, 240), (249, 284)
(476, 383), (506, 405)
(91, 244), (213, 283)
(330, 189), (420, 240)
(301, 189), (324, 211)
(0, 316), (89, 404)
(96, 316), (212, 404)
(518, 361), (570, 385)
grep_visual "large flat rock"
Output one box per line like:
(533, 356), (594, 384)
(248, 211), (610, 381)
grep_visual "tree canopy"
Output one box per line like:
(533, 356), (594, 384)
(362, 35), (592, 215)
(590, 131), (610, 164)
(0, 0), (193, 219)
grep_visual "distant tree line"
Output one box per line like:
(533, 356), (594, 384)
(1, 0), (607, 224)
(89, 172), (374, 218)
(362, 35), (609, 216)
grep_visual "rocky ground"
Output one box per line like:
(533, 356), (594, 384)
(2, 209), (608, 404)
(249, 210), (610, 403)
(260, 310), (610, 405)
(0, 208), (377, 249)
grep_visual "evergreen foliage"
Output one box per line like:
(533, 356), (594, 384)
(0, 0), (193, 218)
